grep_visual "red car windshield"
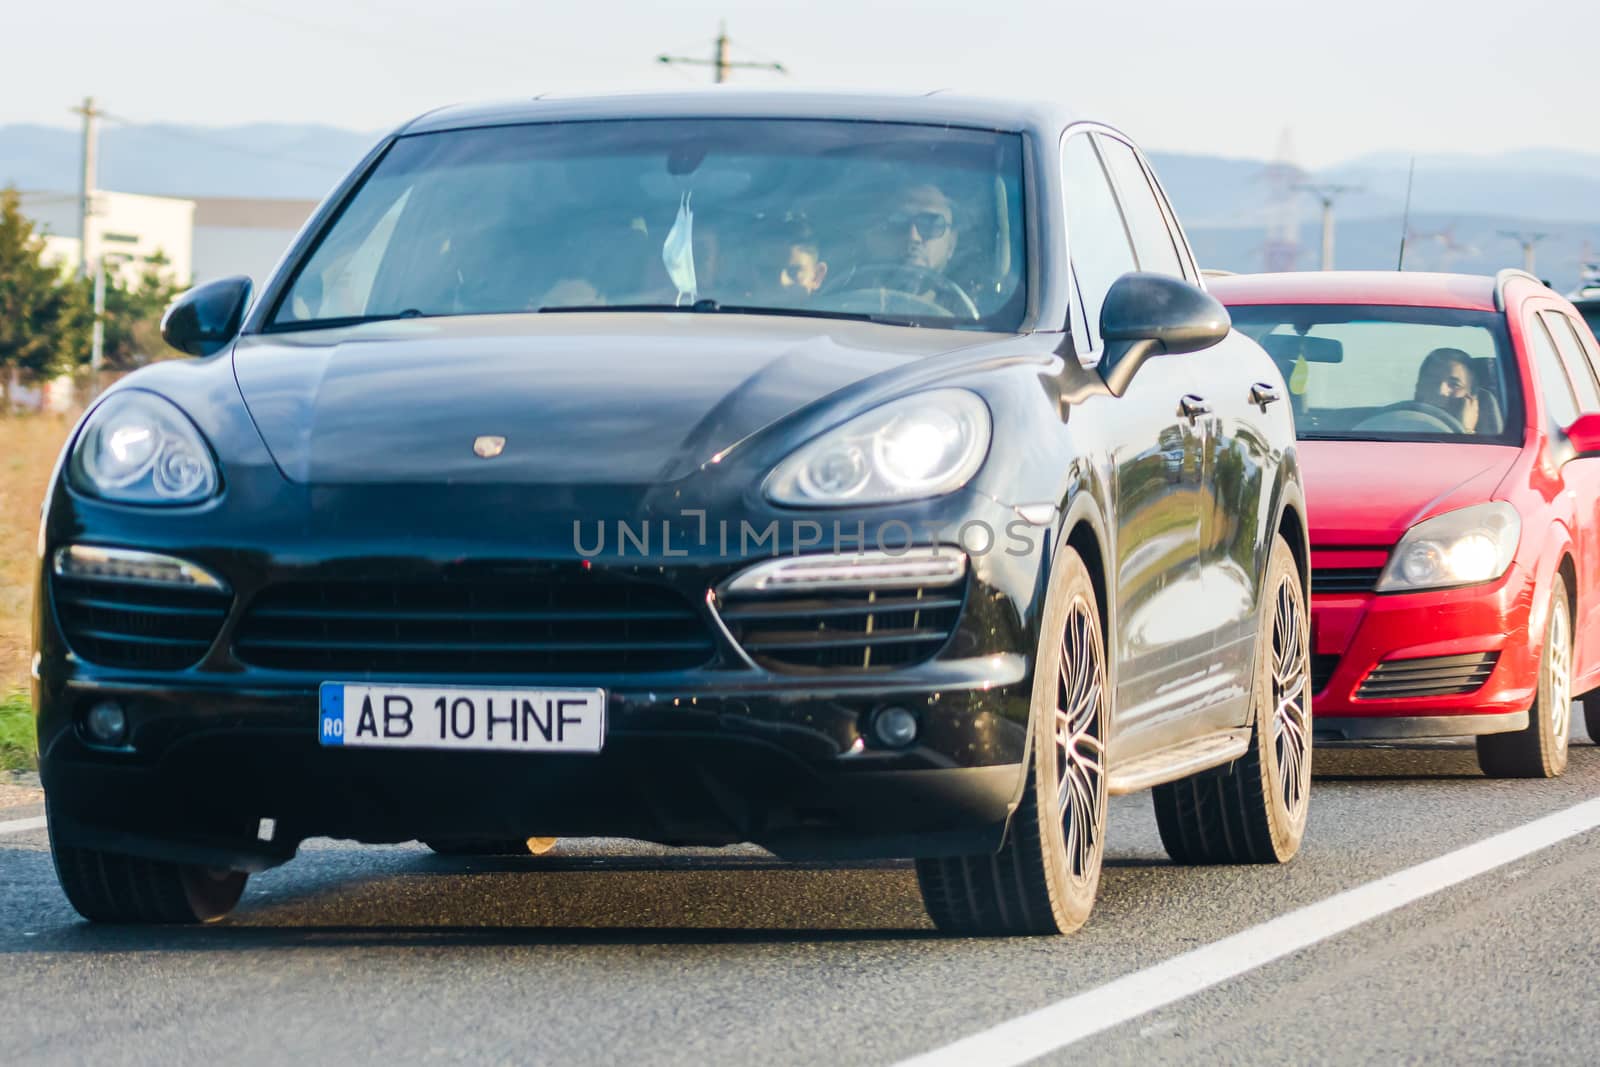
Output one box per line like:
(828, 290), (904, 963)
(1577, 304), (1600, 343)
(1227, 304), (1522, 445)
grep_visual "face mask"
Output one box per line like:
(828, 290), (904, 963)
(662, 191), (697, 306)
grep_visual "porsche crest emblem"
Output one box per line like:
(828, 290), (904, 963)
(473, 435), (506, 459)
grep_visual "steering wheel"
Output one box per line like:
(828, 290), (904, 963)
(831, 262), (981, 320)
(1352, 400), (1468, 435)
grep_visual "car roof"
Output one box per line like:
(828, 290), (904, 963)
(400, 88), (1078, 139)
(1208, 271), (1501, 311)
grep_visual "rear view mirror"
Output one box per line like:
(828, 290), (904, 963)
(161, 276), (252, 357)
(1099, 273), (1230, 396)
(1565, 412), (1600, 459)
(1261, 334), (1343, 365)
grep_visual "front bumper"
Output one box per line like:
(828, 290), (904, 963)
(36, 480), (1047, 864)
(1311, 560), (1538, 739)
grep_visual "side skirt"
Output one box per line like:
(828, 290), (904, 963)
(1106, 728), (1253, 795)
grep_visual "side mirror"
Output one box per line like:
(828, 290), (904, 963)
(1565, 412), (1600, 459)
(161, 276), (252, 357)
(1098, 272), (1231, 396)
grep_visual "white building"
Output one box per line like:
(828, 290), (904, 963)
(24, 191), (322, 292)
(191, 197), (318, 285)
(24, 189), (194, 287)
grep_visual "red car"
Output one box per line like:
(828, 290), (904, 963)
(1211, 270), (1600, 777)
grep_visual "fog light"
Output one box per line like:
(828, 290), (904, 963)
(871, 706), (919, 748)
(84, 701), (128, 745)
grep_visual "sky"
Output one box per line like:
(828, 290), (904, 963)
(4, 0), (1595, 168)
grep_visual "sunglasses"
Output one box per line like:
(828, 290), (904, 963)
(878, 211), (952, 240)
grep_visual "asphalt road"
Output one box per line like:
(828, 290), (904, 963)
(2, 728), (1598, 1066)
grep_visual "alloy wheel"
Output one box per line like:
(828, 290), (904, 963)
(1548, 604), (1572, 756)
(1055, 595), (1107, 885)
(1271, 572), (1311, 822)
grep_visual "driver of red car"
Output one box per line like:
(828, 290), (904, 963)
(1414, 347), (1480, 433)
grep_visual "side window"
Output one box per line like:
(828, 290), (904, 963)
(1142, 158), (1199, 282)
(1545, 312), (1600, 412)
(1094, 135), (1185, 278)
(1526, 315), (1582, 426)
(1061, 134), (1137, 352)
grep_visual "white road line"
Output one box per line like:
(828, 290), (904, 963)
(0, 816), (47, 837)
(896, 796), (1600, 1067)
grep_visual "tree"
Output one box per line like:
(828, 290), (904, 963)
(0, 186), (89, 407)
(96, 250), (184, 371)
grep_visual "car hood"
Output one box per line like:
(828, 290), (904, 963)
(1299, 439), (1521, 545)
(233, 313), (995, 485)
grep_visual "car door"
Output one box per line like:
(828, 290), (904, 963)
(1538, 308), (1600, 680)
(1095, 133), (1257, 732)
(1061, 130), (1207, 759)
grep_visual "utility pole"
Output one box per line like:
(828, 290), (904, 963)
(70, 96), (103, 279)
(658, 22), (786, 83)
(1295, 183), (1359, 270)
(1499, 230), (1548, 275)
(90, 259), (106, 385)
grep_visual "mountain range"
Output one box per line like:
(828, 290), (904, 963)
(4, 122), (1597, 289)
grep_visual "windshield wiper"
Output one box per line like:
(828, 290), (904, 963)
(537, 300), (922, 327)
(538, 302), (702, 314)
(268, 308), (431, 332)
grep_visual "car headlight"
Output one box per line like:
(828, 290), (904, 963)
(764, 389), (991, 506)
(69, 391), (220, 505)
(1377, 502), (1520, 592)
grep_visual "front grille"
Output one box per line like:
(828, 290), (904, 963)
(53, 575), (230, 670)
(718, 581), (966, 672)
(235, 576), (715, 674)
(1311, 567), (1384, 595)
(1311, 653), (1340, 694)
(1356, 652), (1500, 700)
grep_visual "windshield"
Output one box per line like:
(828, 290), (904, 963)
(269, 119), (1028, 332)
(1578, 305), (1600, 342)
(1226, 304), (1522, 444)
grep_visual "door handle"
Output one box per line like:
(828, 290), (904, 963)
(1179, 395), (1212, 423)
(1250, 383), (1281, 411)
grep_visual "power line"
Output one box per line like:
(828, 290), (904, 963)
(98, 111), (344, 171)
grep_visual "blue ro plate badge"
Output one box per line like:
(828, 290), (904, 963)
(319, 683), (605, 753)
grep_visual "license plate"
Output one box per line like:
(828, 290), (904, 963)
(318, 683), (605, 753)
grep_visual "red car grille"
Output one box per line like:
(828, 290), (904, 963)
(1311, 567), (1384, 595)
(1356, 652), (1500, 700)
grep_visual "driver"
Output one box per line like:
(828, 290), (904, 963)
(866, 184), (959, 273)
(1414, 348), (1479, 433)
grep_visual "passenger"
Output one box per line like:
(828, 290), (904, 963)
(774, 220), (829, 297)
(1414, 347), (1479, 433)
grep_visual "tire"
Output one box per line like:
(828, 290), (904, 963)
(1477, 582), (1572, 778)
(915, 546), (1108, 936)
(1153, 533), (1311, 865)
(49, 823), (248, 925)
(424, 837), (557, 856)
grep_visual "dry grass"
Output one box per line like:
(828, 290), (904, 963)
(0, 414), (74, 698)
